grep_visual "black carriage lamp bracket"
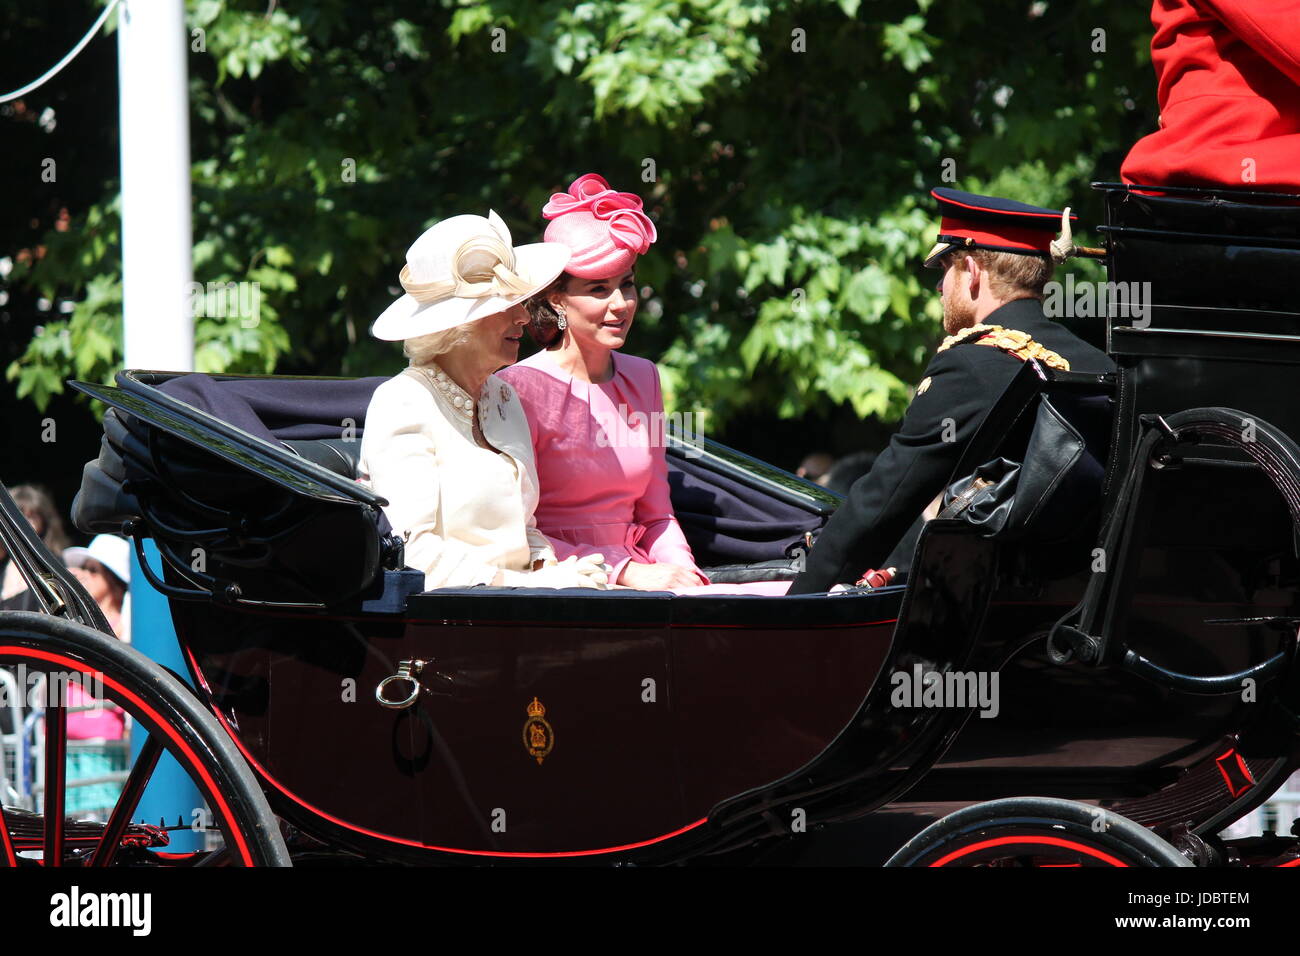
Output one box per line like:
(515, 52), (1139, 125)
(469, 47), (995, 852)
(1046, 622), (1100, 665)
(1205, 615), (1300, 630)
(1049, 617), (1296, 694)
(1120, 644), (1294, 696)
(121, 482), (257, 546)
(379, 531), (405, 572)
(1140, 413), (1196, 469)
(1046, 414), (1209, 670)
(121, 520), (330, 610)
(122, 520), (239, 604)
(1080, 407), (1300, 695)
(124, 473), (300, 549)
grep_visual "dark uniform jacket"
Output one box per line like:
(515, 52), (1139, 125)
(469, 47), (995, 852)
(787, 297), (1114, 594)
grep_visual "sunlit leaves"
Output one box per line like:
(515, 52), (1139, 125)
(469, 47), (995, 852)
(881, 15), (936, 73)
(190, 3), (311, 83)
(6, 0), (1157, 439)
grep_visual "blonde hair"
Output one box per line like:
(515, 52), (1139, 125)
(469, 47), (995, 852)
(952, 250), (1054, 299)
(403, 326), (472, 366)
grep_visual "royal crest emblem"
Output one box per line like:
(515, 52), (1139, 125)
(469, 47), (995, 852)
(522, 696), (554, 765)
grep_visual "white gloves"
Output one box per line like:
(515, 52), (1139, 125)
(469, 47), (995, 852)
(496, 554), (609, 590)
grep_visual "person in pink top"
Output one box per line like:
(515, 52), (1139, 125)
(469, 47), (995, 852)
(61, 534), (131, 816)
(499, 173), (708, 591)
(62, 535), (129, 741)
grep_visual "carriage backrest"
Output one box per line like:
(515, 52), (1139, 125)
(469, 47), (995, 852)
(157, 372), (831, 566)
(1096, 183), (1300, 476)
(1063, 185), (1300, 651)
(72, 370), (833, 600)
(71, 372), (392, 607)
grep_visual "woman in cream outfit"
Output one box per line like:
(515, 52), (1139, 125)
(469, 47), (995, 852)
(358, 210), (608, 591)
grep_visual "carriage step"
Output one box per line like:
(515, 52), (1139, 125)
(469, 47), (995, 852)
(3, 805), (172, 857)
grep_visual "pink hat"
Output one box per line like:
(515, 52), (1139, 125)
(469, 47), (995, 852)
(541, 173), (657, 279)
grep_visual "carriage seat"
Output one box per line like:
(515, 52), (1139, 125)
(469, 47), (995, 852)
(282, 438), (362, 480)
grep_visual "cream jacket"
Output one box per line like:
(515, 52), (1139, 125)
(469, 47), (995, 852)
(357, 365), (555, 589)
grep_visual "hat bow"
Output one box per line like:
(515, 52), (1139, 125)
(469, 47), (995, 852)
(399, 233), (536, 305)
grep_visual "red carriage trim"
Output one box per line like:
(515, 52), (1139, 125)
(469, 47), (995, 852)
(0, 805), (17, 866)
(929, 835), (1130, 867)
(0, 645), (257, 866)
(184, 644), (710, 858)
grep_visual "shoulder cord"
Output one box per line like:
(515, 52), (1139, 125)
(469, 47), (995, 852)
(936, 323), (1071, 371)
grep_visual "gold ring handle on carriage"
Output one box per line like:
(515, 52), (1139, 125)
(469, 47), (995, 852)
(375, 659), (427, 709)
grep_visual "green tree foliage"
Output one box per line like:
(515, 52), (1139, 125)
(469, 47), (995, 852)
(4, 0), (1155, 432)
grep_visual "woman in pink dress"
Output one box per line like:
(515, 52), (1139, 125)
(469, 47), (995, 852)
(499, 174), (706, 591)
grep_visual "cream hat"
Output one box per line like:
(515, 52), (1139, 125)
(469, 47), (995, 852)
(372, 210), (570, 341)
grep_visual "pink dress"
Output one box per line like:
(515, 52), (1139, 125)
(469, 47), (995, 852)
(499, 351), (790, 596)
(499, 351), (704, 583)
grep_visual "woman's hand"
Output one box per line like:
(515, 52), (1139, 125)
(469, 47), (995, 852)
(495, 554), (609, 589)
(617, 561), (703, 591)
(568, 554), (610, 588)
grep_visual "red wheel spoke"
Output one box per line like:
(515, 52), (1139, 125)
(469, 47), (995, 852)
(0, 803), (18, 867)
(43, 698), (67, 866)
(89, 735), (163, 867)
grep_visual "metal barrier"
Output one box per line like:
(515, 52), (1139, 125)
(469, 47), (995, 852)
(1219, 771), (1300, 840)
(1, 668), (26, 808)
(2, 670), (131, 822)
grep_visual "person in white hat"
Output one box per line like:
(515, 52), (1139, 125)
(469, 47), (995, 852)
(358, 211), (608, 591)
(61, 533), (131, 813)
(64, 533), (131, 639)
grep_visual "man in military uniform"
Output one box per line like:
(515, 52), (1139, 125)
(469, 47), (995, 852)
(787, 188), (1115, 595)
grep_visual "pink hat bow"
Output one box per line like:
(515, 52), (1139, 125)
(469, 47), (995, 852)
(542, 173), (657, 277)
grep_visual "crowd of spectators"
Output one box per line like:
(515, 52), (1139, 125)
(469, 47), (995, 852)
(1, 484), (129, 816)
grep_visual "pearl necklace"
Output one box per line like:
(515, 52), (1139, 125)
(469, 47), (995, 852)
(415, 363), (477, 423)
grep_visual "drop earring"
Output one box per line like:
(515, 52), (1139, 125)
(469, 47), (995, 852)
(555, 306), (567, 331)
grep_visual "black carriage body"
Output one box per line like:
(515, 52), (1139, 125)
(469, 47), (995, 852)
(29, 182), (1298, 865)
(64, 251), (1300, 865)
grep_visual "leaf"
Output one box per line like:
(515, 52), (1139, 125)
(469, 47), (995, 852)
(844, 266), (892, 322)
(264, 245), (294, 268)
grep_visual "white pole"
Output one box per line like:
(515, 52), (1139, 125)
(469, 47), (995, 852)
(117, 0), (193, 371)
(117, 0), (202, 851)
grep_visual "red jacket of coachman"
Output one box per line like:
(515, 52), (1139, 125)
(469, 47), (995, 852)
(1121, 0), (1300, 192)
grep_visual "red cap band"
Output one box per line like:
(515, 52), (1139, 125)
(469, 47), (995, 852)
(938, 214), (1054, 255)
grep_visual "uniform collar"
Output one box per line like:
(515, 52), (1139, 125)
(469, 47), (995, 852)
(982, 296), (1050, 331)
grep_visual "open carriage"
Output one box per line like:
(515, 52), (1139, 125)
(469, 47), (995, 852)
(3, 182), (1300, 867)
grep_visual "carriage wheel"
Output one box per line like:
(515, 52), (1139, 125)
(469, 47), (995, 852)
(884, 797), (1193, 868)
(0, 611), (289, 867)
